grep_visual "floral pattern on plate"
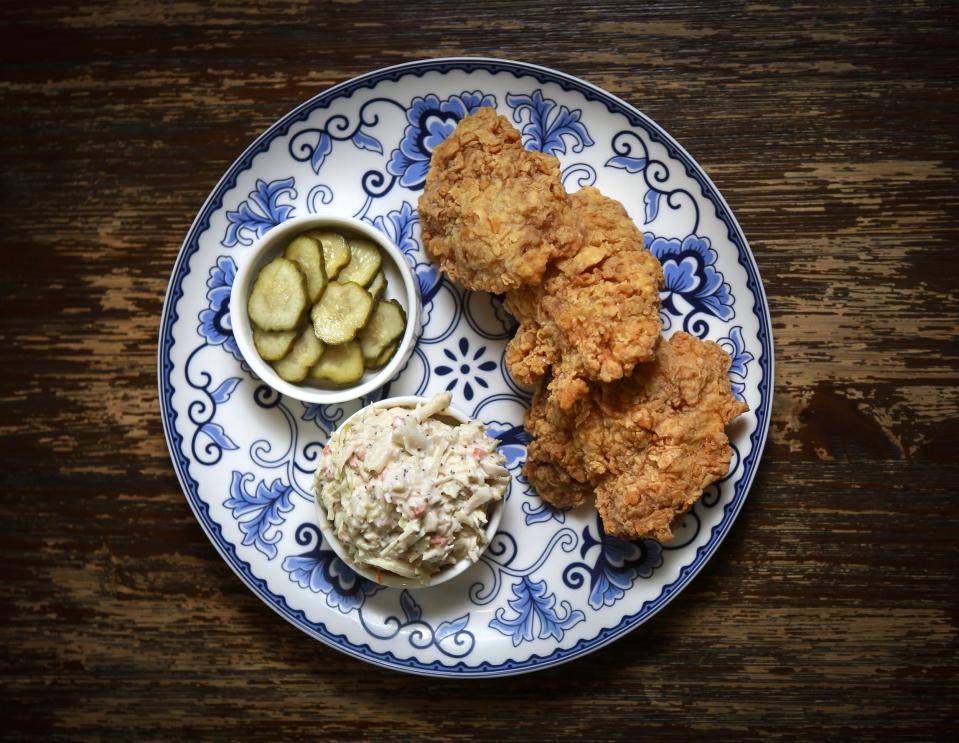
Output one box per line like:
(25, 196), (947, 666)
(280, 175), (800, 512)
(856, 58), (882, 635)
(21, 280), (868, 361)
(159, 58), (772, 677)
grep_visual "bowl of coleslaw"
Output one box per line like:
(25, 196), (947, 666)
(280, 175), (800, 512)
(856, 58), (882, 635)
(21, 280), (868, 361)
(313, 393), (509, 588)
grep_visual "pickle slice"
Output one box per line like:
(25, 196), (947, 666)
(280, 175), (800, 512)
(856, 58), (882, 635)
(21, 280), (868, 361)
(367, 270), (387, 303)
(308, 341), (364, 384)
(310, 281), (373, 345)
(284, 235), (327, 303)
(247, 257), (308, 331)
(253, 328), (297, 361)
(337, 238), (382, 287)
(358, 299), (407, 362)
(365, 341), (397, 370)
(271, 326), (325, 383)
(308, 230), (351, 280)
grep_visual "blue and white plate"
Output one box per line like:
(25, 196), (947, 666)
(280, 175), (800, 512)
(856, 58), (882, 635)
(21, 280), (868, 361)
(159, 58), (773, 677)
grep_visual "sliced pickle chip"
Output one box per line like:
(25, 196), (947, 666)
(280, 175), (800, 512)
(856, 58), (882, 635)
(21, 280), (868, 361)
(310, 281), (373, 345)
(367, 270), (387, 303)
(308, 341), (364, 384)
(337, 238), (382, 287)
(365, 341), (397, 370)
(308, 230), (351, 280)
(271, 326), (325, 382)
(253, 328), (297, 361)
(358, 299), (407, 362)
(247, 257), (307, 330)
(284, 235), (327, 303)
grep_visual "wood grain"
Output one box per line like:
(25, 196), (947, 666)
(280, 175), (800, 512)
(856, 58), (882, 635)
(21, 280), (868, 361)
(2, 0), (957, 739)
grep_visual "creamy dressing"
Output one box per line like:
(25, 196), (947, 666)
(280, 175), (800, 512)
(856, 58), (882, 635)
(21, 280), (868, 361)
(314, 393), (509, 582)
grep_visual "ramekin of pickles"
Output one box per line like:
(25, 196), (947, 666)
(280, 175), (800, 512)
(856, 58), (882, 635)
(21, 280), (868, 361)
(230, 215), (420, 404)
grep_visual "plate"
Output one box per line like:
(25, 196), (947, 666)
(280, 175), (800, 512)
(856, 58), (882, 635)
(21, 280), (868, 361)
(158, 58), (773, 677)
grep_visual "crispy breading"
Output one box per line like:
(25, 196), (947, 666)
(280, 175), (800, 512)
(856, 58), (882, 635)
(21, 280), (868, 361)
(418, 107), (581, 294)
(505, 187), (664, 409)
(418, 112), (746, 542)
(523, 379), (593, 509)
(525, 333), (748, 541)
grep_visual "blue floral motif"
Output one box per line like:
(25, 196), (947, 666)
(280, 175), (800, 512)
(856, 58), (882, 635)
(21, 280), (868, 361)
(184, 327), (241, 465)
(356, 589), (475, 658)
(718, 326), (753, 401)
(396, 591), (472, 655)
(645, 233), (734, 324)
(371, 200), (418, 255)
(562, 516), (663, 610)
(605, 130), (701, 234)
(350, 130), (383, 155)
(222, 177), (296, 247)
(560, 162), (598, 191)
(288, 99), (397, 176)
(368, 201), (441, 305)
(435, 337), (498, 401)
(306, 183), (334, 212)
(224, 472), (294, 560)
(209, 377), (241, 404)
(309, 133), (333, 172)
(281, 524), (381, 613)
(484, 420), (531, 469)
(197, 255), (242, 362)
(489, 576), (585, 646)
(644, 187), (663, 224)
(386, 91), (496, 190)
(301, 401), (350, 435)
(414, 264), (441, 307)
(606, 153), (648, 173)
(506, 90), (594, 156)
(194, 374), (242, 457)
(197, 421), (238, 455)
(605, 128), (663, 220)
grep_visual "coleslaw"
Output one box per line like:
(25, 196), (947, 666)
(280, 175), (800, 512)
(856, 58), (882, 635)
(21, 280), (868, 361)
(314, 393), (509, 582)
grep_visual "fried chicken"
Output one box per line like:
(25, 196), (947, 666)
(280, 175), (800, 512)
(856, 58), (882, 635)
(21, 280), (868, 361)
(419, 112), (663, 407)
(418, 110), (746, 542)
(418, 107), (581, 294)
(524, 332), (748, 541)
(523, 379), (593, 509)
(505, 187), (664, 409)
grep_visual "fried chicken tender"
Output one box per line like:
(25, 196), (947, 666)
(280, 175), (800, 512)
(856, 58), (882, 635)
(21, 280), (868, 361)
(523, 379), (593, 509)
(524, 332), (748, 541)
(505, 187), (664, 409)
(418, 107), (581, 294)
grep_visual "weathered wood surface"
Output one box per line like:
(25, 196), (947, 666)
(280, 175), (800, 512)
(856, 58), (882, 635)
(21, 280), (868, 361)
(2, 0), (957, 738)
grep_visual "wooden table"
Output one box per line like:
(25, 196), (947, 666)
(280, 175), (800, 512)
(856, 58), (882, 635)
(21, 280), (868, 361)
(3, 1), (956, 738)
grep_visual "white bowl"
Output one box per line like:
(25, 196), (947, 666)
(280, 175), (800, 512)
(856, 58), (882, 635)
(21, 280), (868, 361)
(314, 395), (506, 590)
(230, 214), (421, 404)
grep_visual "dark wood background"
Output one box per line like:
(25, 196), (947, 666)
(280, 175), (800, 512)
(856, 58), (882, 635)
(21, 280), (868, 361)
(2, 0), (957, 739)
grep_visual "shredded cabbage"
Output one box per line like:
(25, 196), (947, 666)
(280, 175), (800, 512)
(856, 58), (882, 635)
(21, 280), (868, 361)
(314, 393), (508, 582)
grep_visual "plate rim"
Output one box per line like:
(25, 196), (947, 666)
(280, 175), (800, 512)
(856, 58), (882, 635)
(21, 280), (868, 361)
(157, 56), (775, 678)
